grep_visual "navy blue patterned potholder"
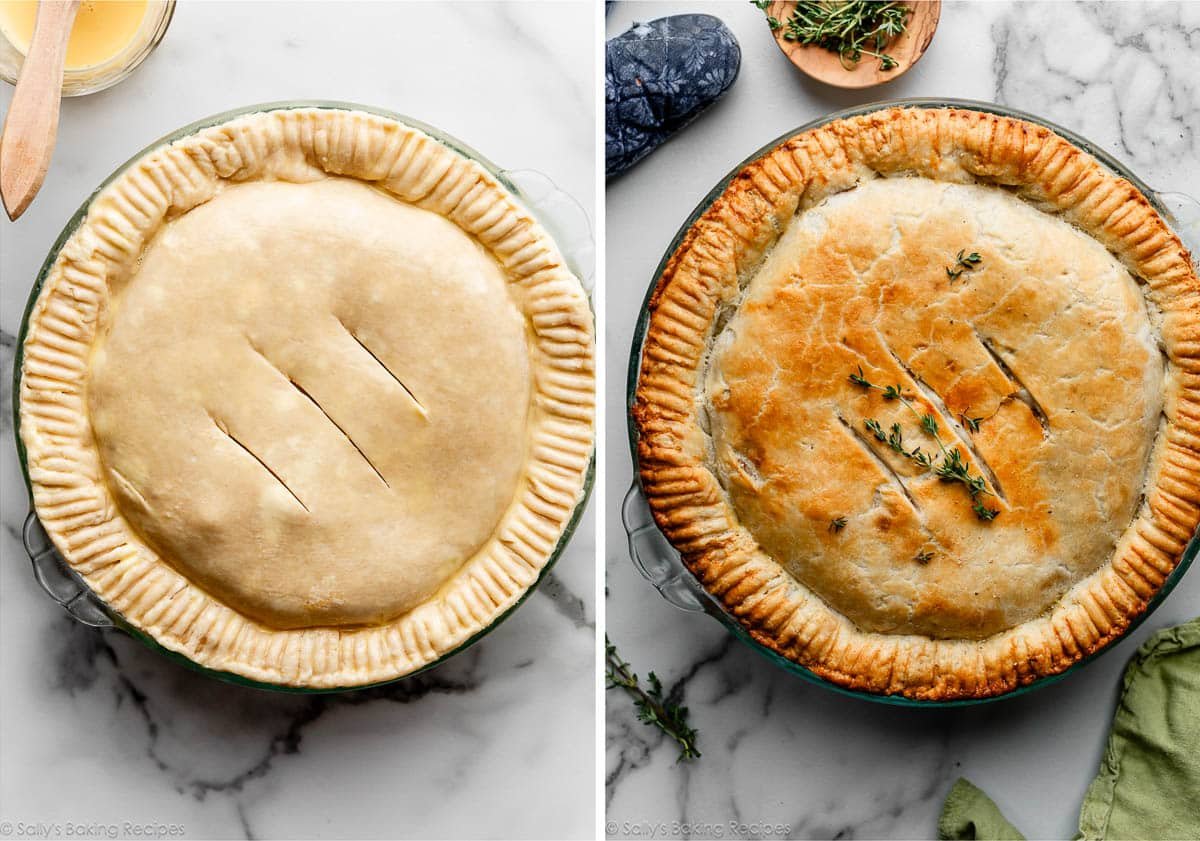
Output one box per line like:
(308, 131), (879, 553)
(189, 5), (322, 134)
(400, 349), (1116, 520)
(606, 14), (741, 178)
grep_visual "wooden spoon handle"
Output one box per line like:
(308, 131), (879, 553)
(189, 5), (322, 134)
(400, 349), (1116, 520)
(0, 0), (82, 220)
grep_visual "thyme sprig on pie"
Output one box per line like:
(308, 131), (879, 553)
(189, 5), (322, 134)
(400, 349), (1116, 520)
(946, 249), (983, 281)
(850, 367), (999, 521)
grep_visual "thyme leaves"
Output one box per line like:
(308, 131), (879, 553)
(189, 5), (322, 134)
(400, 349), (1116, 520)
(850, 368), (999, 521)
(606, 637), (701, 763)
(946, 250), (983, 282)
(755, 1), (912, 71)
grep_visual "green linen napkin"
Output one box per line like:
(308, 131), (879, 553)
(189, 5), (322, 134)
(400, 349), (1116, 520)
(938, 618), (1200, 841)
(939, 778), (1026, 840)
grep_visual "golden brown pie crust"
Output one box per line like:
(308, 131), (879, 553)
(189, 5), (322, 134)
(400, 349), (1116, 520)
(19, 108), (594, 688)
(633, 107), (1200, 700)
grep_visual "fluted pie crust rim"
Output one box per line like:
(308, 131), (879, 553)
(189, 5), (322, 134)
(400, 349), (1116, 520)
(632, 107), (1200, 700)
(18, 108), (594, 688)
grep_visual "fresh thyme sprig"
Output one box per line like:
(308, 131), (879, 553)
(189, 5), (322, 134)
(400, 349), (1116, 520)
(973, 501), (1000, 522)
(606, 636), (700, 762)
(946, 250), (983, 282)
(754, 1), (911, 71)
(751, 0), (784, 30)
(850, 367), (939, 447)
(850, 367), (999, 521)
(830, 516), (848, 532)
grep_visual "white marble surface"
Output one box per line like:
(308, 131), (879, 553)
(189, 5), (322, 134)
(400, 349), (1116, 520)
(0, 3), (595, 839)
(605, 2), (1200, 839)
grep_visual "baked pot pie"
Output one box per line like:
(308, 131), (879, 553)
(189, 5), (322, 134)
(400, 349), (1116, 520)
(633, 106), (1199, 700)
(18, 106), (594, 688)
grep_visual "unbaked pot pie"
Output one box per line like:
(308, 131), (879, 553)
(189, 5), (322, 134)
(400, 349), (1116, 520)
(633, 106), (1199, 700)
(18, 106), (594, 688)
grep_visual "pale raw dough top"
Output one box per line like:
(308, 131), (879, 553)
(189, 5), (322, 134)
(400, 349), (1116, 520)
(89, 177), (531, 629)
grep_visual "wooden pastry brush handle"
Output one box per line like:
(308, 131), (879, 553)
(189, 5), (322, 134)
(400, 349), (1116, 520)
(0, 0), (81, 221)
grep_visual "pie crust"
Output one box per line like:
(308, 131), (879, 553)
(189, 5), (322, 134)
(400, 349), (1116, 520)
(633, 107), (1199, 700)
(19, 108), (594, 688)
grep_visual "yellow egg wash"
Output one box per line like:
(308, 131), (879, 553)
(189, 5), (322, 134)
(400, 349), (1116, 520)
(0, 1), (148, 69)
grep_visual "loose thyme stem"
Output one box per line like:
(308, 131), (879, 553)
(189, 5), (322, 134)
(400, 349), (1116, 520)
(605, 636), (701, 762)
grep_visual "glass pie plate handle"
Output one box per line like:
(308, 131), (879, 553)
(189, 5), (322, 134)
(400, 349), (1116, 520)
(22, 512), (114, 628)
(621, 482), (709, 614)
(1154, 189), (1200, 257)
(502, 168), (595, 294)
(19, 165), (593, 631)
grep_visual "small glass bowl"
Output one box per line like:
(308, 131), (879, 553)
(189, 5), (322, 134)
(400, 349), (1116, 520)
(0, 0), (174, 97)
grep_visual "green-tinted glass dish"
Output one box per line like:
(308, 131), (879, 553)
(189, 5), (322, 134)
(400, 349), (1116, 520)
(13, 100), (594, 694)
(624, 97), (1199, 707)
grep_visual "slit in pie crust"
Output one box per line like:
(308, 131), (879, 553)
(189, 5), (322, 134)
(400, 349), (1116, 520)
(633, 107), (1199, 700)
(19, 108), (594, 688)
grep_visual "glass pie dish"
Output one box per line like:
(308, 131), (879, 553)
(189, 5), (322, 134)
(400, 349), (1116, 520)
(623, 97), (1199, 707)
(14, 100), (595, 693)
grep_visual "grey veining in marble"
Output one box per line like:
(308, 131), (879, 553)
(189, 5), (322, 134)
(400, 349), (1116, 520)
(0, 3), (595, 839)
(605, 2), (1200, 840)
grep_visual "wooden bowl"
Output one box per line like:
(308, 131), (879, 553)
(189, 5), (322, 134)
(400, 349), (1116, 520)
(767, 1), (941, 89)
